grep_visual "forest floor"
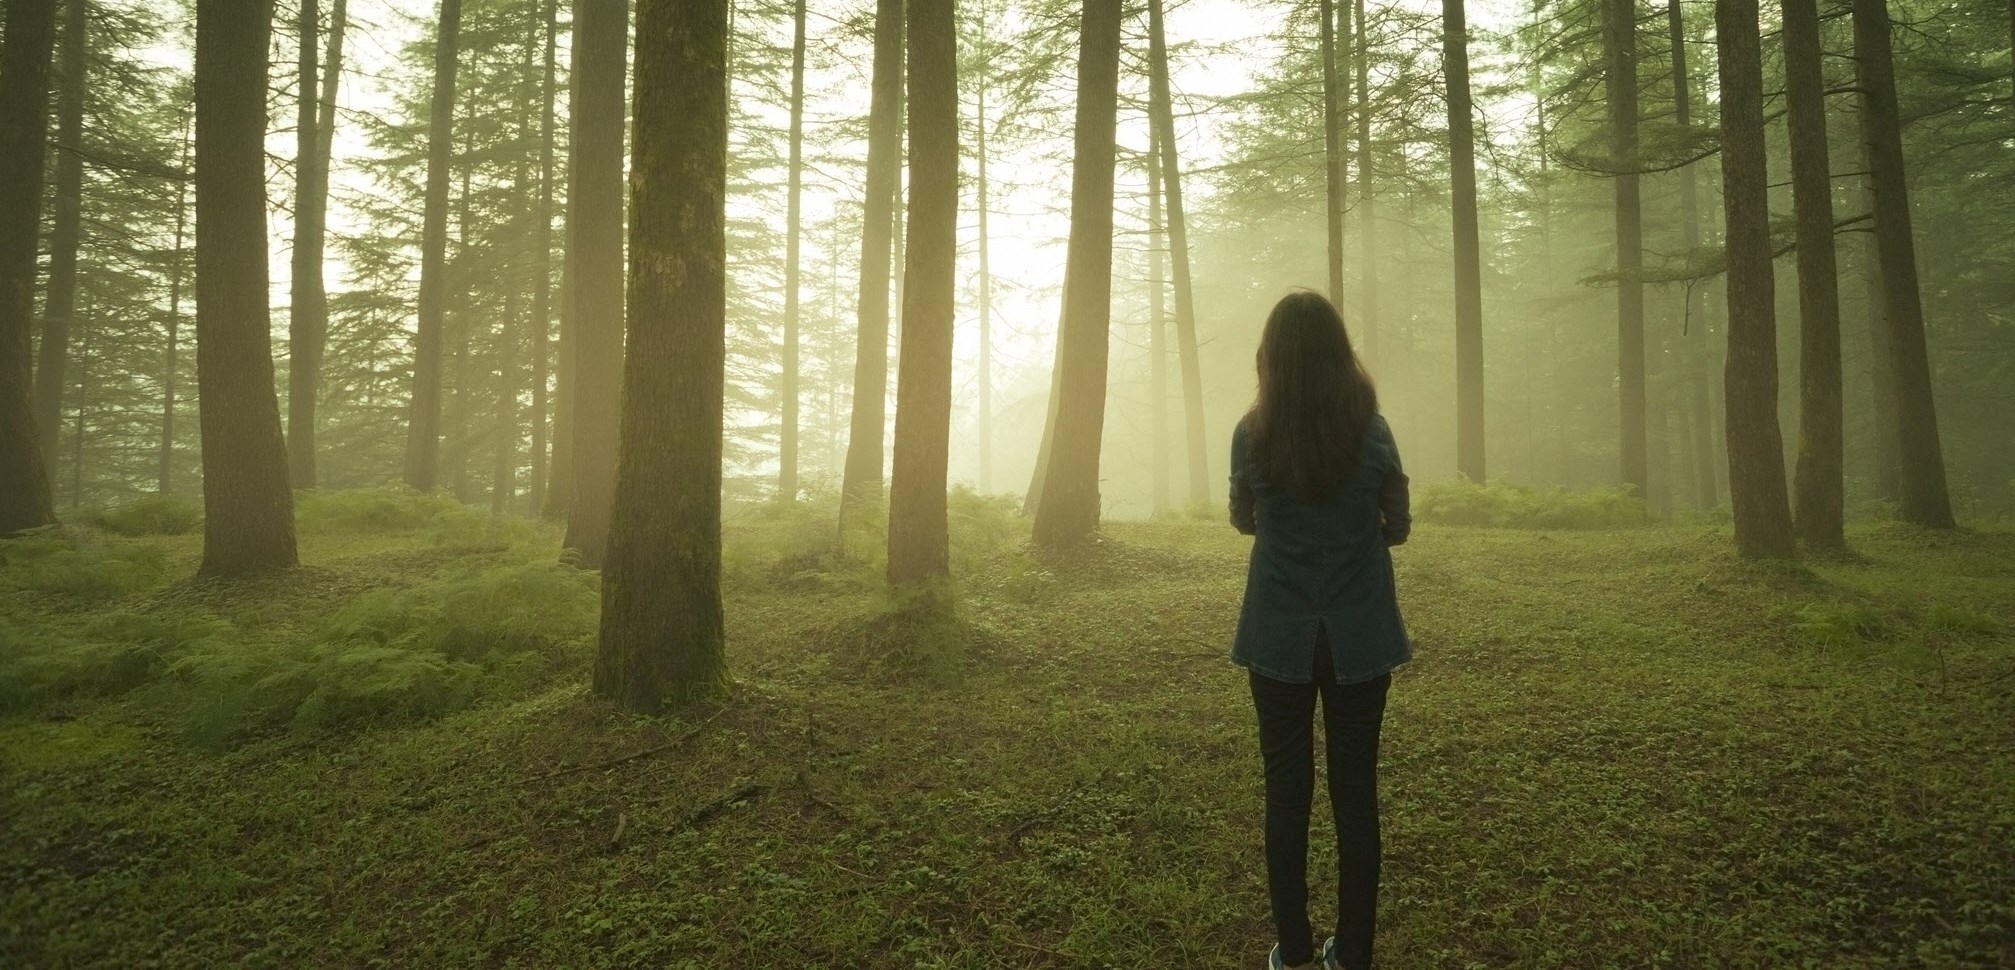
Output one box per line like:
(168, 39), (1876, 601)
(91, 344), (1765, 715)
(2, 493), (2013, 969)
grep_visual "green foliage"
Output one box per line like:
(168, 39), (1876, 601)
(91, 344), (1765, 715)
(1414, 479), (1647, 529)
(295, 486), (475, 533)
(946, 485), (1025, 571)
(0, 611), (230, 714)
(1790, 602), (1894, 651)
(80, 496), (203, 536)
(0, 531), (169, 602)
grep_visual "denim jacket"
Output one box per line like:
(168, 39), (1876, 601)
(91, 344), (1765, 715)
(1229, 413), (1412, 684)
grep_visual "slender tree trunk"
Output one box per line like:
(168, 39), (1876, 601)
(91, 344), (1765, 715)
(1853, 0), (1954, 528)
(287, 0), (338, 488)
(1607, 0), (1646, 496)
(976, 26), (994, 495)
(529, 0), (556, 512)
(69, 311), (87, 507)
(780, 0), (806, 502)
(32, 0), (83, 482)
(1668, 0), (1715, 509)
(1783, 0), (1843, 549)
(1023, 308), (1065, 515)
(1321, 0), (1344, 308)
(496, 26), (540, 516)
(1860, 162), (1899, 502)
(1716, 0), (1794, 558)
(160, 122), (191, 495)
(0, 0), (59, 534)
(449, 150), (473, 503)
(1148, 126), (1171, 515)
(562, 0), (631, 565)
(1032, 0), (1122, 547)
(544, 2), (580, 522)
(1355, 0), (1376, 363)
(1446, 0), (1484, 482)
(887, 0), (956, 587)
(1147, 0), (1208, 507)
(195, 0), (298, 575)
(404, 0), (462, 492)
(596, 0), (729, 714)
(839, 0), (905, 517)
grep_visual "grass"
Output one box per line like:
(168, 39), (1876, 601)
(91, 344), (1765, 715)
(2, 494), (2012, 968)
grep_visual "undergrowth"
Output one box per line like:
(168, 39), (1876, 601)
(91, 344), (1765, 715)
(1414, 478), (1647, 529)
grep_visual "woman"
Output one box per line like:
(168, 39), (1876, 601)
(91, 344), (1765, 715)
(1229, 290), (1410, 970)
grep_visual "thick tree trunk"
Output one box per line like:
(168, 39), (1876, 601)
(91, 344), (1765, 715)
(32, 0), (83, 483)
(886, 0), (956, 587)
(562, 0), (630, 565)
(1853, 0), (1954, 528)
(839, 0), (905, 517)
(1023, 311), (1065, 515)
(0, 0), (59, 534)
(195, 0), (298, 575)
(1355, 0), (1376, 362)
(160, 127), (190, 495)
(1147, 0), (1207, 508)
(528, 0), (556, 512)
(1607, 0), (1646, 497)
(287, 0), (343, 488)
(1783, 0), (1843, 549)
(596, 0), (730, 713)
(1148, 127), (1170, 515)
(404, 0), (462, 492)
(1446, 0), (1484, 483)
(1668, 0), (1715, 509)
(1032, 0), (1122, 547)
(780, 0), (806, 502)
(1321, 0), (1344, 308)
(1715, 0), (1794, 558)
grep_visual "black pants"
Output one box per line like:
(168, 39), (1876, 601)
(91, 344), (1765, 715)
(1249, 629), (1390, 969)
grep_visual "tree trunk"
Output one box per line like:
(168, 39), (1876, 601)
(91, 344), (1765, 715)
(562, 0), (631, 565)
(1321, 0), (1344, 308)
(1148, 126), (1171, 515)
(68, 310), (87, 506)
(975, 21), (994, 495)
(32, 0), (83, 484)
(1607, 0), (1646, 496)
(1355, 0), (1376, 363)
(449, 148), (474, 503)
(1715, 0), (1794, 558)
(160, 122), (191, 495)
(1022, 309), (1065, 515)
(404, 0), (462, 492)
(779, 0), (806, 502)
(544, 1), (580, 522)
(887, 0), (956, 587)
(0, 0), (59, 534)
(1032, 0), (1122, 547)
(1147, 0), (1207, 508)
(1446, 0), (1484, 483)
(195, 0), (298, 575)
(1853, 0), (1954, 528)
(596, 0), (730, 714)
(496, 24), (539, 516)
(528, 0), (556, 513)
(1783, 0), (1843, 549)
(839, 0), (905, 517)
(1860, 163), (1899, 502)
(1668, 0), (1715, 509)
(287, 0), (343, 488)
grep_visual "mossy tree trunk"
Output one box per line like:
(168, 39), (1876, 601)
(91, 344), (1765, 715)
(595, 0), (730, 714)
(1783, 0), (1844, 549)
(1032, 0), (1121, 547)
(0, 0), (59, 534)
(1715, 0), (1794, 558)
(195, 0), (298, 576)
(403, 0), (461, 492)
(287, 0), (345, 489)
(887, 0), (957, 588)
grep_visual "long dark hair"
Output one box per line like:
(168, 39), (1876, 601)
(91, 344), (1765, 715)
(1247, 290), (1379, 500)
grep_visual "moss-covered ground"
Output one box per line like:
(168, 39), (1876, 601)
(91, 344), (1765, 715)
(3, 493), (2011, 968)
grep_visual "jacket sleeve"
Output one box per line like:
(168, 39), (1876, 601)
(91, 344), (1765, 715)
(1229, 421), (1257, 536)
(1377, 417), (1411, 547)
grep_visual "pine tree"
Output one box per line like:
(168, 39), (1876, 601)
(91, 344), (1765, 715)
(32, 0), (84, 480)
(0, 0), (60, 534)
(779, 0), (807, 502)
(1607, 0), (1646, 497)
(404, 0), (463, 492)
(1447, 0), (1484, 483)
(1146, 0), (1207, 508)
(1783, 0), (1844, 549)
(839, 0), (906, 517)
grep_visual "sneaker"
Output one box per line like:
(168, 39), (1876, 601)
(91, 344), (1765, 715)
(1268, 943), (1315, 970)
(1319, 937), (1344, 970)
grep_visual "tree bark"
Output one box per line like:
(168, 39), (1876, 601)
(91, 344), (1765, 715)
(160, 121), (191, 495)
(562, 0), (631, 565)
(528, 0), (556, 513)
(779, 0), (806, 502)
(1607, 0), (1646, 497)
(1715, 0), (1794, 558)
(448, 146), (474, 503)
(1859, 161), (1899, 502)
(596, 0), (730, 714)
(1446, 0), (1484, 483)
(544, 1), (581, 521)
(1668, 0), (1715, 509)
(195, 0), (298, 575)
(887, 0), (956, 587)
(1148, 125), (1170, 515)
(287, 0), (343, 488)
(1783, 0), (1843, 549)
(1032, 0), (1122, 547)
(975, 16), (994, 495)
(32, 0), (83, 484)
(1355, 0), (1376, 363)
(403, 0), (462, 492)
(0, 0), (59, 534)
(1146, 0), (1207, 508)
(1853, 0), (1954, 528)
(839, 0), (906, 517)
(1321, 0), (1344, 309)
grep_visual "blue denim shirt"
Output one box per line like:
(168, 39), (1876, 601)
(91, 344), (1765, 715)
(1229, 413), (1412, 684)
